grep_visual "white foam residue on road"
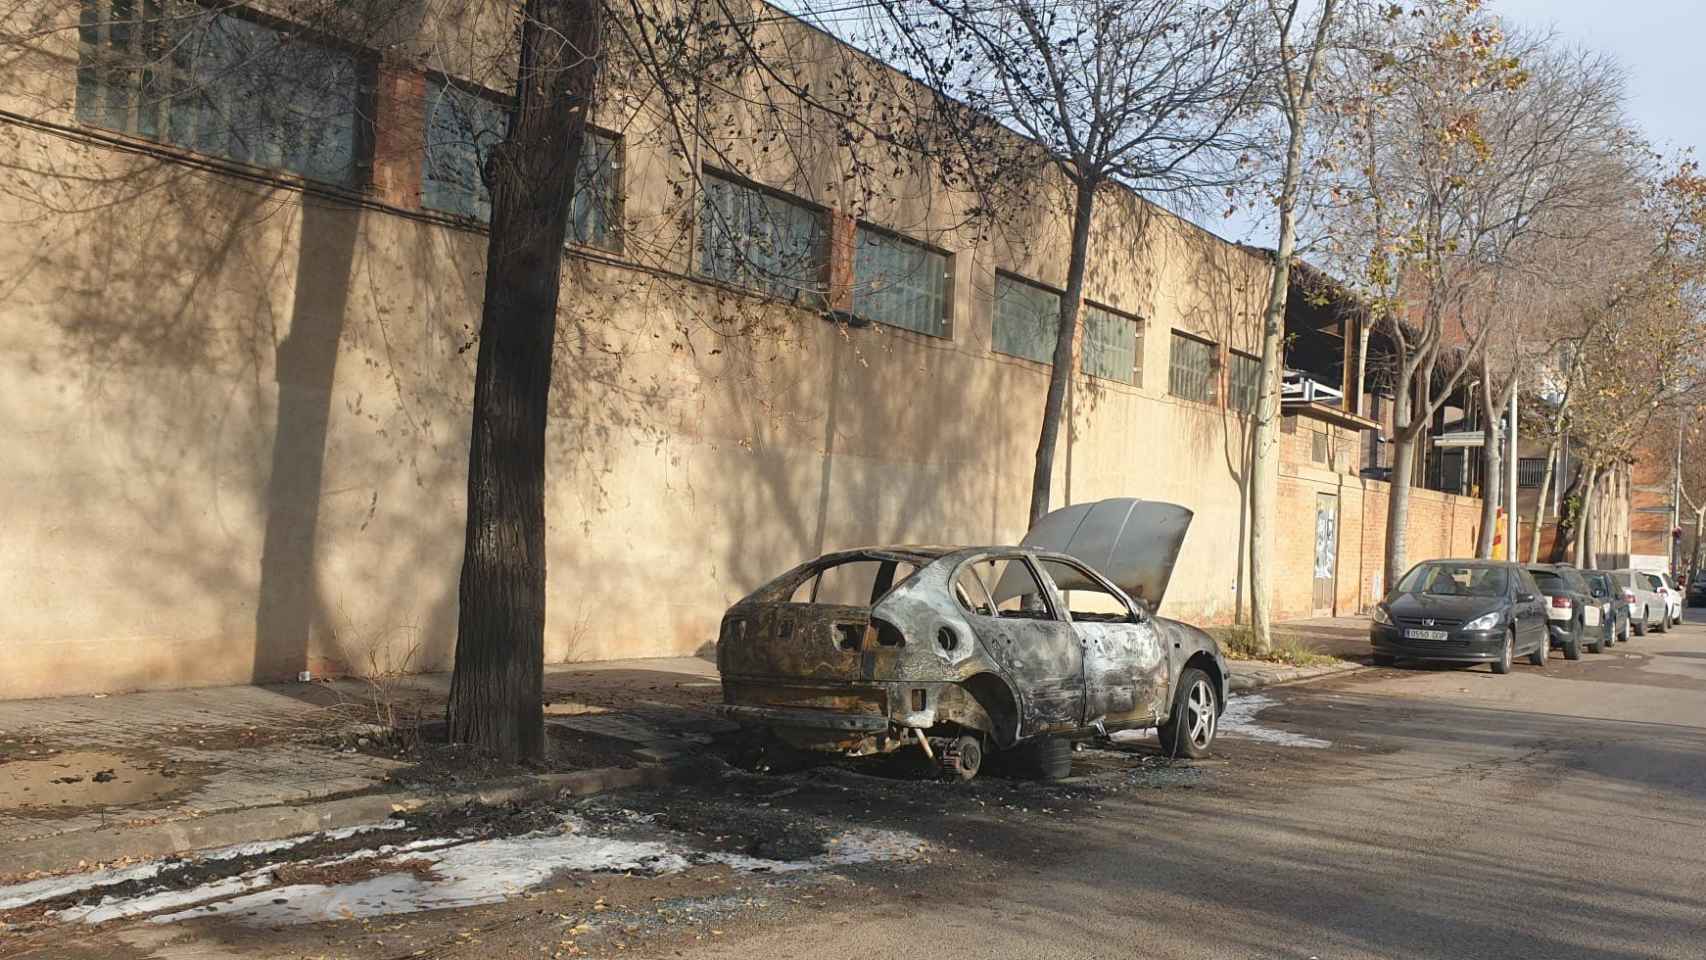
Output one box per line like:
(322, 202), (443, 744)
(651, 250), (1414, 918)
(136, 824), (928, 927)
(1218, 695), (1331, 749)
(54, 870), (274, 924)
(0, 818), (407, 913)
(0, 861), (164, 911)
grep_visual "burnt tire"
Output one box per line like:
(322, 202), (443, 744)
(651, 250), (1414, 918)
(947, 735), (983, 782)
(1008, 735), (1073, 781)
(1158, 667), (1218, 759)
(1492, 631), (1514, 674)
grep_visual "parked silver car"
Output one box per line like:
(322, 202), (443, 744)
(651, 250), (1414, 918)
(1608, 569), (1668, 635)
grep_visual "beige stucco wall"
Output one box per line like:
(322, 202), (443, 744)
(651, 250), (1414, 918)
(0, 1), (1269, 698)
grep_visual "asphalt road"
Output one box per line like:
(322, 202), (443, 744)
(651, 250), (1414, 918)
(17, 613), (1706, 960)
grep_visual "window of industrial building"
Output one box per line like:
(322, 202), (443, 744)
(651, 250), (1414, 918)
(1518, 457), (1547, 488)
(422, 80), (623, 251)
(1168, 332), (1217, 405)
(993, 275), (1061, 364)
(74, 1), (367, 186)
(852, 227), (950, 337)
(1229, 351), (1260, 413)
(1081, 304), (1142, 385)
(1312, 430), (1329, 464)
(698, 172), (826, 302)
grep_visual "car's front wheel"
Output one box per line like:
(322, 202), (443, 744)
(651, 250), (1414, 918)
(1159, 667), (1218, 759)
(1527, 631), (1547, 666)
(1563, 621), (1584, 660)
(1635, 609), (1649, 636)
(1492, 630), (1514, 674)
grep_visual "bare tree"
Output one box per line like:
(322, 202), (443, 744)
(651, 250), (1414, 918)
(865, 0), (1263, 526)
(1247, 0), (1343, 654)
(1322, 0), (1530, 587)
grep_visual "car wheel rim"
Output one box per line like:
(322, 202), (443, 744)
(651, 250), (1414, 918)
(1186, 679), (1216, 749)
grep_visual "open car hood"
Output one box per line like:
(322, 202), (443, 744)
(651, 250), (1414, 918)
(1019, 498), (1194, 609)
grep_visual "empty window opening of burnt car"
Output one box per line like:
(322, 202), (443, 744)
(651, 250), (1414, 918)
(789, 557), (919, 606)
(1038, 559), (1135, 622)
(960, 558), (1056, 620)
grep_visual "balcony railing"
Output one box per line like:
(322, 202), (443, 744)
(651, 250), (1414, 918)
(1282, 370), (1344, 407)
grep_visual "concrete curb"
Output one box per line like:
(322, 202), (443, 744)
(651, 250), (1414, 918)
(0, 762), (700, 879)
(1227, 658), (1369, 693)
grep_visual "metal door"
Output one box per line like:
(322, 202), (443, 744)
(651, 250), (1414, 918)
(1036, 557), (1169, 726)
(1313, 494), (1340, 616)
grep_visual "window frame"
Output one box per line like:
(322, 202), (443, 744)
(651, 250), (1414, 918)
(1228, 350), (1260, 414)
(418, 75), (625, 252)
(957, 554), (1060, 622)
(1036, 557), (1137, 623)
(850, 222), (952, 337)
(696, 167), (829, 305)
(1167, 330), (1219, 406)
(73, 0), (376, 189)
(992, 272), (1064, 366)
(1080, 302), (1143, 385)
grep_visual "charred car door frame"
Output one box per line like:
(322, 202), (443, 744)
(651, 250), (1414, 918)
(957, 553), (1085, 736)
(1034, 556), (1170, 728)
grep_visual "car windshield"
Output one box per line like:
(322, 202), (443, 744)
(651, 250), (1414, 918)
(1397, 563), (1508, 598)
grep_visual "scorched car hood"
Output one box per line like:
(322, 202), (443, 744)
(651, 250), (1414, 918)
(1017, 498), (1193, 609)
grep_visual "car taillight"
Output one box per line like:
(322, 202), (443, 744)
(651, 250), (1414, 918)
(1551, 596), (1573, 609)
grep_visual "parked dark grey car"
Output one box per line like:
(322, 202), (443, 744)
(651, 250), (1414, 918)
(1370, 560), (1549, 674)
(1526, 564), (1597, 658)
(717, 500), (1228, 781)
(1580, 570), (1629, 646)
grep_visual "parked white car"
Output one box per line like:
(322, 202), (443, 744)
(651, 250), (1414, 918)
(1655, 572), (1685, 626)
(1609, 569), (1670, 635)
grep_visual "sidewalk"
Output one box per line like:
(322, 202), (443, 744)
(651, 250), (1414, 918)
(1225, 616), (1374, 691)
(0, 626), (1370, 879)
(0, 658), (729, 876)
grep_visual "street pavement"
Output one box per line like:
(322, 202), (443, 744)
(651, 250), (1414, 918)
(7, 614), (1704, 959)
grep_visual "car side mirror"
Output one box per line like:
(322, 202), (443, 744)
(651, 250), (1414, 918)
(1517, 592), (1535, 602)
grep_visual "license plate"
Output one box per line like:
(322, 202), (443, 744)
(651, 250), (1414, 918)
(1404, 628), (1449, 641)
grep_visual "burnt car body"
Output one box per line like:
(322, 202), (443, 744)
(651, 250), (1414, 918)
(716, 500), (1228, 778)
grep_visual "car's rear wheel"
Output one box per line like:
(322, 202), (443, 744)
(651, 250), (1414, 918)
(1527, 631), (1547, 666)
(1587, 625), (1603, 654)
(1656, 609), (1670, 633)
(1159, 668), (1218, 759)
(1008, 735), (1073, 781)
(1635, 609), (1649, 636)
(946, 735), (983, 781)
(1562, 621), (1583, 660)
(1492, 630), (1514, 674)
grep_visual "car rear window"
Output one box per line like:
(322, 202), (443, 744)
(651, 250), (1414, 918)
(789, 558), (918, 606)
(1530, 571), (1566, 592)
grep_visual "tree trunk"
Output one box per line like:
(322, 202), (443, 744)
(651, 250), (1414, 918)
(1249, 0), (1337, 652)
(1692, 508), (1704, 580)
(447, 0), (601, 761)
(1475, 377), (1500, 558)
(1027, 178), (1098, 526)
(1384, 432), (1416, 593)
(1527, 437), (1560, 563)
(1574, 463), (1600, 569)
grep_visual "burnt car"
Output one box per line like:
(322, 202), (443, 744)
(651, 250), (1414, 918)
(716, 500), (1228, 780)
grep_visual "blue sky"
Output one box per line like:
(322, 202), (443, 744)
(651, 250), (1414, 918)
(1494, 0), (1701, 158)
(1214, 0), (1703, 245)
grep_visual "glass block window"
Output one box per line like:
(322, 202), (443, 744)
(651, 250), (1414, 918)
(75, 0), (365, 186)
(1081, 304), (1141, 384)
(698, 172), (826, 302)
(994, 274), (1061, 364)
(1229, 351), (1260, 413)
(1168, 332), (1217, 405)
(852, 227), (949, 336)
(422, 81), (622, 251)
